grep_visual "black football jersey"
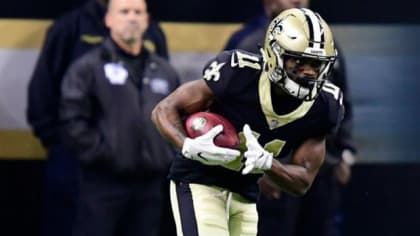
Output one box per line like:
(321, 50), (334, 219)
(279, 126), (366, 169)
(169, 50), (344, 201)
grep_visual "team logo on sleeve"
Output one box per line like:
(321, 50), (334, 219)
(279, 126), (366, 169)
(203, 61), (225, 82)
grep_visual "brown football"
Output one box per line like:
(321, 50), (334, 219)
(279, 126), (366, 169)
(185, 112), (240, 149)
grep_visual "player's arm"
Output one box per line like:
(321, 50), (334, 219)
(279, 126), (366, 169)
(152, 50), (236, 149)
(266, 136), (326, 196)
(242, 124), (325, 196)
(152, 80), (240, 165)
(151, 79), (214, 149)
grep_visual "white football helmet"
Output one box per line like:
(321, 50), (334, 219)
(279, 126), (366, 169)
(263, 8), (337, 101)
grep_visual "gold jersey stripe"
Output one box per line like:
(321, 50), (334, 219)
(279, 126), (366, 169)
(0, 19), (241, 52)
(258, 71), (314, 130)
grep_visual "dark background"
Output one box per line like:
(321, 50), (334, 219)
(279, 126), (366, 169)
(1, 0), (420, 235)
(2, 0), (420, 23)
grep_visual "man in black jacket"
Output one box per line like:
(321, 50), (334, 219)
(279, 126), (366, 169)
(26, 0), (170, 235)
(59, 0), (179, 235)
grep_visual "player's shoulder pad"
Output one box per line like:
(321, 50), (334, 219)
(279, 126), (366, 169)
(320, 81), (345, 133)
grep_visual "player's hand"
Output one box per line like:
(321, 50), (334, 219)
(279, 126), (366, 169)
(182, 125), (240, 166)
(242, 124), (273, 175)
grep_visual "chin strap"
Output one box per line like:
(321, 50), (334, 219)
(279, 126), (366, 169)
(282, 76), (310, 100)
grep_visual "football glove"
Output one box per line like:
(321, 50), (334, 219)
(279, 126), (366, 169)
(242, 124), (273, 175)
(182, 125), (240, 166)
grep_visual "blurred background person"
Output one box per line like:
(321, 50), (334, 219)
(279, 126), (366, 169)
(224, 1), (357, 236)
(26, 0), (171, 235)
(59, 0), (179, 235)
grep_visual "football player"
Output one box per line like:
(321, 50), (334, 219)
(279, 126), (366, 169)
(152, 8), (343, 236)
(225, 1), (356, 236)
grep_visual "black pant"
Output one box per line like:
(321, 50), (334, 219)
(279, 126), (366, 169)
(72, 169), (172, 236)
(41, 144), (79, 236)
(257, 167), (342, 236)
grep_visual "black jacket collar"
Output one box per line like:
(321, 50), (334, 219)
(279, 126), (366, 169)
(101, 38), (150, 63)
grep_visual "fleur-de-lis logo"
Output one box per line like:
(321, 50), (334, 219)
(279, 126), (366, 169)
(203, 61), (225, 82)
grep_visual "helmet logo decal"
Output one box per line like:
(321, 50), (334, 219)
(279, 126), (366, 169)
(268, 16), (286, 39)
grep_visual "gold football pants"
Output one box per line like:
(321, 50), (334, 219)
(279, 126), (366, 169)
(170, 181), (258, 236)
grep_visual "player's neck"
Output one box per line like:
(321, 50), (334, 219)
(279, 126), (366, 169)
(271, 85), (303, 115)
